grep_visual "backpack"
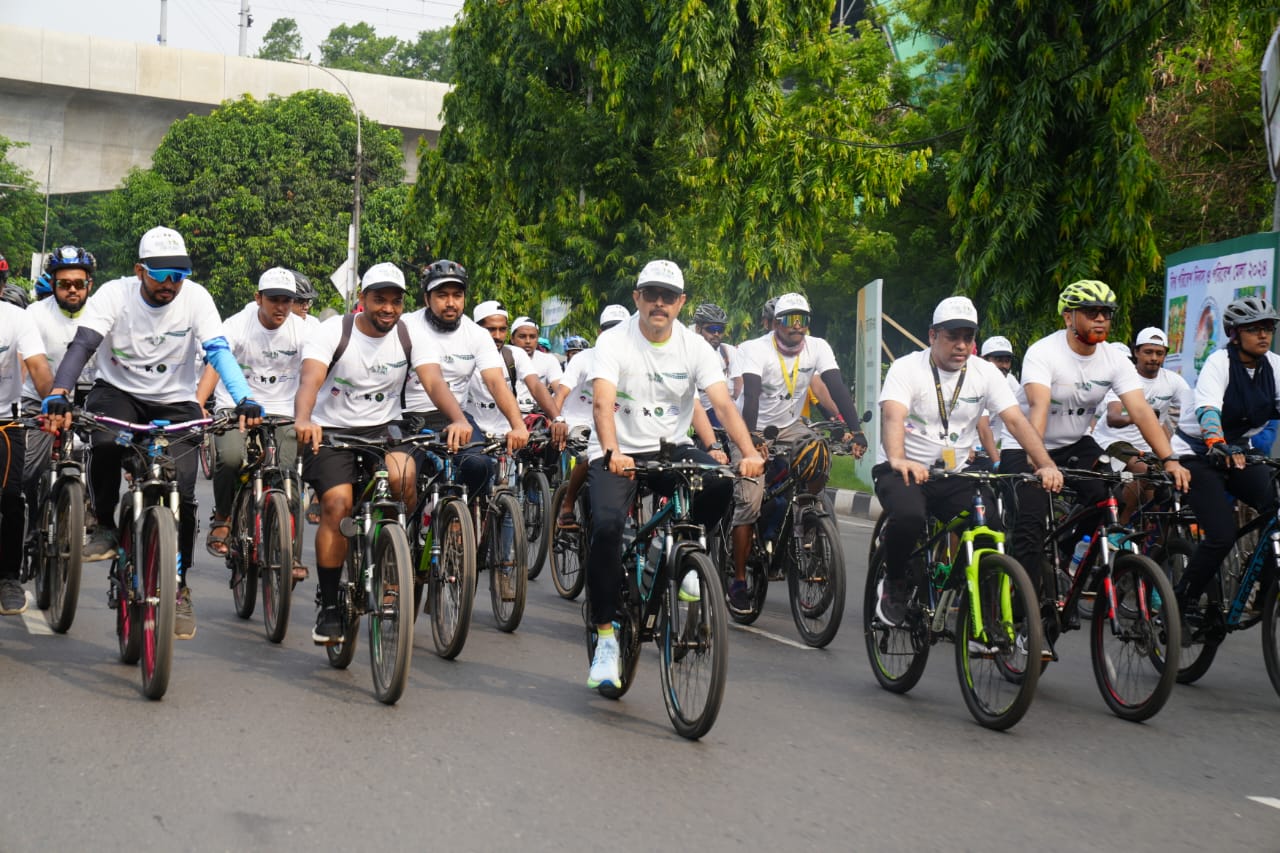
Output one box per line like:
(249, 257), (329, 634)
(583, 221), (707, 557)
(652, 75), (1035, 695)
(326, 312), (415, 406)
(500, 345), (519, 396)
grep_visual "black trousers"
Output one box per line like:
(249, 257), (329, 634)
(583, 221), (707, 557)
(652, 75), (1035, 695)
(0, 427), (26, 580)
(872, 462), (994, 581)
(1177, 453), (1277, 602)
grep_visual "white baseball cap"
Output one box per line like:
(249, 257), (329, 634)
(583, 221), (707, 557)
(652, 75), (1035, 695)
(980, 335), (1013, 357)
(360, 262), (406, 292)
(138, 226), (191, 269)
(1134, 327), (1168, 349)
(599, 304), (630, 328)
(473, 300), (508, 323)
(932, 296), (978, 330)
(257, 267), (298, 298)
(773, 292), (811, 317)
(511, 315), (538, 334)
(636, 259), (684, 293)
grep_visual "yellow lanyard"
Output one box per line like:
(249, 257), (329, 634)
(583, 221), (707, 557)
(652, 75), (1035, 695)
(773, 338), (800, 399)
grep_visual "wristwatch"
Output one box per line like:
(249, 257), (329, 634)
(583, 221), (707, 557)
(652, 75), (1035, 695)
(552, 416), (566, 424)
(709, 441), (724, 452)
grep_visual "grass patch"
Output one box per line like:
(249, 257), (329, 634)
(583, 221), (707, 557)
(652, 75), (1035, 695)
(828, 454), (872, 493)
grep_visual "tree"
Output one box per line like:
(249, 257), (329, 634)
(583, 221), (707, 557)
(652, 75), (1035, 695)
(257, 17), (306, 61)
(320, 23), (400, 75)
(394, 28), (455, 83)
(0, 135), (45, 279)
(98, 91), (407, 313)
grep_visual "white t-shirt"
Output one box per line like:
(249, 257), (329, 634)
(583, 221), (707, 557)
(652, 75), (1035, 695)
(465, 344), (537, 434)
(982, 372), (1021, 449)
(698, 341), (742, 410)
(301, 315), (437, 428)
(1171, 348), (1280, 455)
(0, 303), (47, 411)
(877, 350), (1018, 470)
(737, 333), (840, 428)
(1005, 331), (1143, 451)
(1091, 368), (1191, 452)
(556, 349), (596, 429)
(587, 317), (725, 460)
(521, 349), (563, 411)
(22, 298), (94, 402)
(78, 277), (225, 404)
(400, 310), (503, 413)
(211, 303), (307, 415)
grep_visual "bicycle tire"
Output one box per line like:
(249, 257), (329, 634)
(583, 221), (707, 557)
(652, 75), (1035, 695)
(326, 556), (360, 669)
(1262, 579), (1280, 701)
(369, 522), (414, 705)
(229, 487), (257, 620)
(33, 494), (53, 610)
(115, 509), (141, 665)
(787, 509), (846, 647)
(139, 506), (178, 700)
(1090, 552), (1180, 722)
(658, 549), (729, 739)
(1157, 537), (1219, 683)
(521, 469), (552, 580)
(47, 478), (85, 633)
(199, 433), (214, 480)
(260, 492), (293, 644)
(954, 552), (1042, 730)
(429, 498), (476, 659)
(486, 491), (528, 632)
(549, 482), (587, 600)
(863, 524), (929, 693)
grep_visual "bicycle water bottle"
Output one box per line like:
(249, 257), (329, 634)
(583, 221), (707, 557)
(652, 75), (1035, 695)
(1067, 535), (1091, 580)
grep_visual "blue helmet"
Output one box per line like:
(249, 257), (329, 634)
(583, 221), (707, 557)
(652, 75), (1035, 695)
(564, 334), (589, 352)
(34, 272), (53, 299)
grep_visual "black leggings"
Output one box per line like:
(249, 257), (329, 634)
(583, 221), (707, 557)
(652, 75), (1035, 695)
(872, 462), (991, 581)
(1177, 454), (1277, 603)
(0, 427), (26, 581)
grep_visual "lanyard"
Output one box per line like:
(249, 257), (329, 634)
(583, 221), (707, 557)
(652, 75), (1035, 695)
(773, 338), (800, 399)
(929, 357), (966, 441)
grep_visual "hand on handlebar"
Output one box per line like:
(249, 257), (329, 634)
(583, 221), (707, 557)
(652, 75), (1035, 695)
(1034, 466), (1063, 493)
(737, 453), (765, 479)
(550, 420), (569, 450)
(443, 419), (473, 453)
(605, 449), (636, 479)
(505, 424), (530, 453)
(1207, 441), (1246, 471)
(296, 420), (323, 453)
(1163, 457), (1191, 490)
(41, 393), (72, 434)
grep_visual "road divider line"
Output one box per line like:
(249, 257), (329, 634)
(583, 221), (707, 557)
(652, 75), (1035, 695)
(21, 593), (53, 635)
(731, 623), (813, 650)
(1247, 796), (1280, 810)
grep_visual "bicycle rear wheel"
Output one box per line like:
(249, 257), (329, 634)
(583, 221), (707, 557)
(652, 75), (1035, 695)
(33, 495), (53, 610)
(954, 553), (1042, 730)
(429, 498), (476, 659)
(139, 506), (178, 700)
(1261, 579), (1280, 701)
(787, 509), (846, 647)
(369, 523), (414, 705)
(521, 469), (551, 580)
(260, 492), (292, 644)
(863, 520), (929, 693)
(658, 550), (728, 740)
(587, 602), (642, 701)
(229, 488), (257, 620)
(47, 478), (85, 634)
(1157, 537), (1220, 683)
(326, 557), (360, 669)
(1090, 552), (1180, 722)
(486, 491), (528, 632)
(550, 482), (587, 600)
(114, 508), (141, 665)
(199, 433), (214, 480)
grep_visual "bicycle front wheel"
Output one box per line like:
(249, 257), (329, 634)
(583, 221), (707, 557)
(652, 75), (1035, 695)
(139, 506), (178, 700)
(549, 482), (587, 600)
(369, 523), (414, 705)
(658, 550), (728, 740)
(47, 478), (85, 634)
(429, 498), (476, 659)
(1090, 552), (1180, 722)
(954, 553), (1042, 730)
(229, 488), (257, 620)
(486, 491), (528, 632)
(863, 516), (929, 693)
(788, 510), (846, 648)
(521, 469), (551, 580)
(1260, 579), (1280, 701)
(260, 492), (292, 644)
(114, 509), (141, 664)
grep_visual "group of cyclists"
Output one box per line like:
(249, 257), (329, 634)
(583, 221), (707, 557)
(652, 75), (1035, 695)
(2, 227), (1277, 722)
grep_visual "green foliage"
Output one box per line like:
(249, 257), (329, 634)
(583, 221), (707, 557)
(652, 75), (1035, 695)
(0, 136), (45, 277)
(257, 17), (307, 61)
(319, 22), (454, 83)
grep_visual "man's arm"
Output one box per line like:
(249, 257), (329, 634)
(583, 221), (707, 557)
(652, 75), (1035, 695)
(50, 327), (103, 396)
(705, 382), (764, 477)
(1119, 387), (1190, 489)
(24, 354), (53, 400)
(415, 363), (474, 452)
(195, 363), (219, 412)
(1105, 400), (1130, 429)
(998, 406), (1063, 492)
(880, 400), (929, 485)
(977, 414), (999, 462)
(293, 358), (327, 452)
(1023, 383), (1051, 438)
(741, 374), (762, 431)
(592, 377), (633, 477)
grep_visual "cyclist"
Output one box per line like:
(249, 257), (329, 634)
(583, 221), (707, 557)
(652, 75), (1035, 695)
(195, 267), (308, 580)
(726, 292), (867, 613)
(294, 262), (471, 644)
(692, 302), (742, 414)
(509, 314), (564, 412)
(564, 334), (589, 363)
(874, 297), (1062, 625)
(1000, 280), (1190, 601)
(466, 300), (566, 446)
(34, 272), (53, 301)
(585, 260), (764, 689)
(41, 227), (265, 639)
(1169, 296), (1280, 624)
(400, 260), (528, 497)
(289, 270), (323, 330)
(972, 335), (1018, 469)
(1, 282), (30, 309)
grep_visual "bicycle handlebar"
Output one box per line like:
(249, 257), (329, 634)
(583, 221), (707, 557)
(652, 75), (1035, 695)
(80, 412), (221, 435)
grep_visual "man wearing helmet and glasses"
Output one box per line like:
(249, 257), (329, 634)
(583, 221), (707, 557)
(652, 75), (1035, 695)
(692, 302), (743, 421)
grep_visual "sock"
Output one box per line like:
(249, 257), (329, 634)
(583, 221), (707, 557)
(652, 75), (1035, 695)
(317, 566), (342, 607)
(597, 625), (615, 641)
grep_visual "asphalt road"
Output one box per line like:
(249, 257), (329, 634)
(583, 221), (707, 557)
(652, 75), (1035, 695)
(2, 481), (1278, 851)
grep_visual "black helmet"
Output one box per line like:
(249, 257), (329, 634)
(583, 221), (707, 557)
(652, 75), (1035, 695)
(760, 296), (777, 324)
(1, 283), (30, 309)
(44, 245), (97, 275)
(421, 259), (468, 292)
(1223, 296), (1279, 335)
(289, 269), (316, 300)
(692, 302), (728, 325)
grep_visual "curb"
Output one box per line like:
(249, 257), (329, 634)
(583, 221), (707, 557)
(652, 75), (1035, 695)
(826, 488), (881, 521)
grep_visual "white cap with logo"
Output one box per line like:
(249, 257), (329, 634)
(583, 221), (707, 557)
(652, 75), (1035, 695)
(980, 335), (1013, 357)
(473, 300), (508, 323)
(773, 292), (811, 316)
(361, 262), (406, 292)
(257, 267), (299, 298)
(932, 296), (978, 330)
(599, 304), (631, 327)
(636, 259), (684, 293)
(138, 226), (192, 269)
(1134, 327), (1168, 349)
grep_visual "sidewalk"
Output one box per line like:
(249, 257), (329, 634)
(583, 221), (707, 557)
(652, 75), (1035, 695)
(827, 488), (881, 521)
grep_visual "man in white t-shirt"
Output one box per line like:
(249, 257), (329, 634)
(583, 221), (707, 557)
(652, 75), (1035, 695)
(691, 302), (742, 420)
(42, 227), (265, 638)
(294, 262), (471, 645)
(971, 335), (1019, 469)
(874, 297), (1061, 626)
(465, 301), (565, 442)
(195, 267), (308, 576)
(509, 315), (564, 412)
(288, 269), (324, 331)
(584, 261), (764, 690)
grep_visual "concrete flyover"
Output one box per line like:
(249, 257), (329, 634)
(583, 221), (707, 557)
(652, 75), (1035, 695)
(0, 24), (448, 194)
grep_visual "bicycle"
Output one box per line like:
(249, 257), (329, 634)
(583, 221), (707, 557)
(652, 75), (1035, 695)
(1160, 454), (1280, 697)
(1033, 466), (1181, 721)
(475, 436), (529, 633)
(549, 427), (591, 600)
(221, 416), (301, 644)
(583, 448), (732, 740)
(514, 421), (553, 581)
(864, 470), (1044, 730)
(20, 417), (86, 633)
(318, 432), (416, 705)
(198, 431), (214, 480)
(78, 412), (219, 700)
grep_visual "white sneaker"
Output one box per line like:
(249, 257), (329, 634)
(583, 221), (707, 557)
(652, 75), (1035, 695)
(587, 635), (621, 689)
(967, 638), (995, 655)
(678, 571), (700, 602)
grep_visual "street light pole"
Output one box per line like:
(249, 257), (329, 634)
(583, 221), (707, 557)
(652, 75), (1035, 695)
(288, 59), (362, 309)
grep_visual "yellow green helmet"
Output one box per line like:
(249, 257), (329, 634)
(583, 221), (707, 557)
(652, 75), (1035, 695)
(1057, 279), (1117, 315)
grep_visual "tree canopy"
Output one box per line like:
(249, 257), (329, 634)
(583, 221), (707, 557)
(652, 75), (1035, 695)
(0, 135), (45, 280)
(257, 17), (307, 61)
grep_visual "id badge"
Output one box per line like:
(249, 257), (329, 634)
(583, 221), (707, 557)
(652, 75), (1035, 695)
(941, 447), (957, 471)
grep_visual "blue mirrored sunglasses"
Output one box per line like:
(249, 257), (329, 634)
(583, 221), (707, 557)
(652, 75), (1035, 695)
(702, 323), (726, 334)
(142, 265), (189, 284)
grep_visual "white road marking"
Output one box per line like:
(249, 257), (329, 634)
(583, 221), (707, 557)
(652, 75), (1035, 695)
(730, 623), (814, 650)
(1247, 796), (1280, 810)
(21, 592), (53, 635)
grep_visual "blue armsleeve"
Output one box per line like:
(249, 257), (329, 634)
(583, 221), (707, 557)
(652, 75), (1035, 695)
(1251, 419), (1278, 453)
(203, 337), (251, 404)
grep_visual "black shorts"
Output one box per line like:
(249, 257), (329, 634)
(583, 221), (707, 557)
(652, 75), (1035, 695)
(303, 423), (403, 497)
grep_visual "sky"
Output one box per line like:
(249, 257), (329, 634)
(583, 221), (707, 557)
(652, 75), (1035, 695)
(1, 0), (465, 57)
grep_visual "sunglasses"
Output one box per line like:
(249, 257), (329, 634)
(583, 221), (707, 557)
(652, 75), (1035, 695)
(638, 287), (680, 305)
(1076, 307), (1114, 320)
(142, 265), (189, 284)
(55, 278), (89, 291)
(1240, 322), (1277, 335)
(777, 313), (810, 328)
(293, 298), (313, 307)
(701, 324), (726, 334)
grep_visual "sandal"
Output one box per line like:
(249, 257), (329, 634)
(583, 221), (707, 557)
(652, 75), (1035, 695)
(556, 509), (580, 532)
(205, 520), (231, 558)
